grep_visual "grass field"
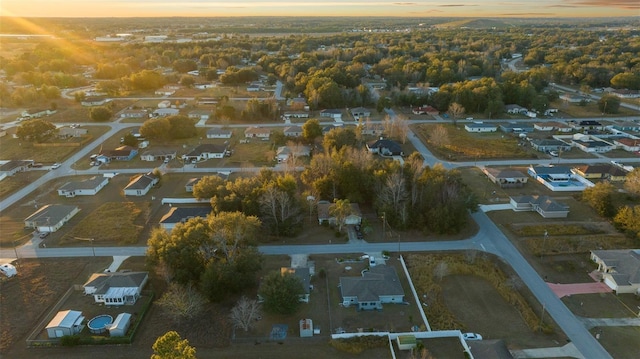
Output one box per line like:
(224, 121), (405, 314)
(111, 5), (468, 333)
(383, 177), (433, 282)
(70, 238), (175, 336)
(61, 202), (148, 245)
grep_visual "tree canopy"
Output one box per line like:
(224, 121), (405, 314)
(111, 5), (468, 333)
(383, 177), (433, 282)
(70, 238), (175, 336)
(151, 331), (197, 359)
(258, 270), (304, 315)
(16, 119), (57, 143)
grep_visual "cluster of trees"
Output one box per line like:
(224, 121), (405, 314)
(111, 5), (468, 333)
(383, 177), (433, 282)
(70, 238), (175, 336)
(581, 170), (640, 243)
(16, 119), (58, 143)
(140, 115), (197, 140)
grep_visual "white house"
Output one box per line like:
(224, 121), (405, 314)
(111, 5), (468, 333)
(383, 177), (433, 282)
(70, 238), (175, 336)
(188, 110), (211, 121)
(614, 138), (640, 152)
(340, 265), (405, 310)
(275, 145), (310, 163)
(58, 177), (109, 198)
(572, 139), (614, 153)
(320, 109), (342, 120)
(123, 172), (159, 196)
(140, 149), (176, 162)
(283, 125), (304, 137)
(46, 310), (85, 338)
(182, 143), (228, 162)
(590, 250), (640, 294)
(152, 108), (179, 117)
(24, 204), (80, 232)
(245, 127), (271, 139)
(464, 122), (497, 133)
(81, 97), (108, 107)
(316, 202), (362, 226)
(120, 109), (148, 119)
(159, 206), (212, 231)
(509, 195), (569, 218)
(83, 271), (149, 306)
(206, 128), (233, 139)
(350, 107), (371, 120)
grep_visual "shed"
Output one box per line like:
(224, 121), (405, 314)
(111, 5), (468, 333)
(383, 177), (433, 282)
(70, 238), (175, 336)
(299, 319), (313, 338)
(46, 310), (85, 338)
(397, 335), (417, 350)
(109, 312), (132, 337)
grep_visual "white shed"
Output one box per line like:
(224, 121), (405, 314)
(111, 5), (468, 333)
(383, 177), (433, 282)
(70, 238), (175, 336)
(109, 312), (132, 337)
(46, 310), (84, 338)
(299, 319), (313, 338)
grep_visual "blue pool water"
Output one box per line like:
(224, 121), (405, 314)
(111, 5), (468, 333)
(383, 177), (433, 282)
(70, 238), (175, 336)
(88, 315), (113, 334)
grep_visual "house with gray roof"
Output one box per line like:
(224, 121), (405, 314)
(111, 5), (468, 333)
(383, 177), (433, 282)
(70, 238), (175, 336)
(366, 139), (403, 156)
(510, 195), (569, 218)
(340, 265), (405, 310)
(24, 204), (80, 232)
(159, 206), (212, 231)
(281, 267), (311, 303)
(482, 168), (528, 188)
(0, 160), (34, 177)
(590, 250), (640, 294)
(350, 107), (371, 120)
(276, 145), (311, 163)
(464, 122), (497, 133)
(283, 125), (304, 137)
(58, 176), (109, 197)
(46, 310), (85, 338)
(123, 172), (158, 196)
(320, 109), (342, 119)
(182, 143), (228, 162)
(140, 149), (176, 162)
(83, 271), (149, 306)
(530, 139), (572, 153)
(206, 128), (233, 139)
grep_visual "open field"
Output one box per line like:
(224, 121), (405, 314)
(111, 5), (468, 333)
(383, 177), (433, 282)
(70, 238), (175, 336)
(549, 100), (638, 119)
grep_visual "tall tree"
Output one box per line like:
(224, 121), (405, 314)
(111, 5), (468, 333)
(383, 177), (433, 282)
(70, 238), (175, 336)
(447, 102), (465, 126)
(258, 270), (304, 315)
(151, 331), (197, 359)
(230, 296), (262, 332)
(329, 198), (354, 233)
(624, 168), (640, 197)
(89, 106), (112, 122)
(302, 118), (322, 143)
(16, 119), (57, 143)
(156, 283), (206, 324)
(581, 182), (616, 218)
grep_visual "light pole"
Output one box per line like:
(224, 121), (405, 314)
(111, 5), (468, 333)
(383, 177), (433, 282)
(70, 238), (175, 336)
(381, 212), (386, 241)
(542, 230), (548, 259)
(90, 238), (95, 257)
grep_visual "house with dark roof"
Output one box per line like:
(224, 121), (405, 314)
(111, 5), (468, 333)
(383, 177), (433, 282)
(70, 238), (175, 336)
(499, 122), (534, 134)
(206, 128), (233, 139)
(83, 272), (149, 306)
(24, 204), (80, 232)
(530, 139), (572, 153)
(0, 160), (34, 177)
(182, 144), (228, 162)
(340, 265), (405, 310)
(281, 267), (311, 303)
(482, 168), (528, 188)
(611, 121), (640, 132)
(350, 107), (371, 120)
(505, 104), (527, 115)
(572, 139), (614, 153)
(570, 120), (604, 131)
(412, 105), (439, 115)
(283, 125), (304, 137)
(366, 139), (404, 156)
(159, 206), (212, 231)
(572, 164), (629, 182)
(102, 145), (138, 161)
(58, 176), (109, 197)
(510, 195), (569, 218)
(320, 109), (342, 119)
(123, 172), (159, 196)
(590, 250), (640, 294)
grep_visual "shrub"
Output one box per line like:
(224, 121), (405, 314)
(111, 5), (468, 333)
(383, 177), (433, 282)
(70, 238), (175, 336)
(329, 335), (387, 354)
(60, 335), (81, 347)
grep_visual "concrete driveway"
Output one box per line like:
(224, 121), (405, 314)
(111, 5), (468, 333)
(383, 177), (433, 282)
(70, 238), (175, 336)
(547, 282), (612, 298)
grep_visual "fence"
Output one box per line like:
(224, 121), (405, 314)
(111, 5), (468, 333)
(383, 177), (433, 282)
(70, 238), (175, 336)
(26, 285), (77, 347)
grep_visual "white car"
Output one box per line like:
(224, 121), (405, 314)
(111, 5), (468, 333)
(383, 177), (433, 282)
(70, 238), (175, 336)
(462, 333), (483, 341)
(51, 163), (61, 169)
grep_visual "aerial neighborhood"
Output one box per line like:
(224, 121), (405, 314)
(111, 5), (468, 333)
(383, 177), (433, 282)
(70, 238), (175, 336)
(1, 15), (640, 359)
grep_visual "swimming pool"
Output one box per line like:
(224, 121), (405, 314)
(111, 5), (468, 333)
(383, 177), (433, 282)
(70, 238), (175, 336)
(87, 315), (113, 334)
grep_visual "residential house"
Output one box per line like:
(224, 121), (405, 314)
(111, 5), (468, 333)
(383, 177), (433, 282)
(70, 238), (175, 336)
(188, 109), (211, 121)
(123, 172), (159, 196)
(571, 120), (604, 131)
(182, 144), (228, 162)
(572, 139), (614, 153)
(534, 121), (572, 132)
(58, 127), (88, 138)
(197, 97), (218, 105)
(83, 271), (149, 305)
(320, 109), (342, 120)
(366, 139), (404, 156)
(572, 164), (629, 182)
(0, 160), (34, 177)
(605, 88), (640, 99)
(611, 121), (640, 132)
(317, 202), (362, 226)
(614, 138), (640, 152)
(247, 83), (262, 92)
(287, 97), (309, 111)
(528, 165), (594, 192)
(119, 109), (148, 119)
(22, 108), (57, 118)
(102, 146), (138, 161)
(359, 123), (385, 136)
(152, 108), (180, 117)
(185, 178), (201, 193)
(283, 111), (309, 119)
(58, 176), (109, 197)
(499, 122), (534, 134)
(510, 195), (569, 218)
(46, 310), (85, 338)
(194, 83), (215, 90)
(339, 265), (405, 310)
(283, 125), (304, 137)
(244, 127), (271, 139)
(464, 122), (497, 133)
(322, 125), (338, 135)
(155, 86), (177, 96)
(80, 97), (108, 106)
(140, 149), (176, 162)
(350, 107), (371, 120)
(590, 250), (640, 294)
(412, 105), (439, 115)
(276, 145), (311, 163)
(505, 104), (527, 115)
(281, 267), (311, 303)
(24, 204), (80, 232)
(530, 139), (572, 153)
(157, 100), (172, 108)
(159, 206), (212, 231)
(206, 128), (233, 139)
(482, 168), (528, 188)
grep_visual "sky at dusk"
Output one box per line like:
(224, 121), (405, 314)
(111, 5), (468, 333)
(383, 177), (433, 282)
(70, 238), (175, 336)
(1, 0), (638, 18)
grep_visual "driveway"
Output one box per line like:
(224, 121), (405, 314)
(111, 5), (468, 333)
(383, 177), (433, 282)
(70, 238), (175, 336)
(547, 282), (612, 298)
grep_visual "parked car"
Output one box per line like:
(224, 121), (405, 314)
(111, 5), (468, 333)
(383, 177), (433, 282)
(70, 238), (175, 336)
(356, 231), (364, 239)
(51, 163), (61, 169)
(549, 151), (559, 157)
(369, 256), (376, 267)
(462, 333), (483, 341)
(38, 232), (49, 239)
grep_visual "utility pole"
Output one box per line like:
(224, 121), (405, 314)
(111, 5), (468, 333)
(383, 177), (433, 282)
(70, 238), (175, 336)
(90, 238), (96, 257)
(540, 303), (546, 332)
(381, 212), (386, 241)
